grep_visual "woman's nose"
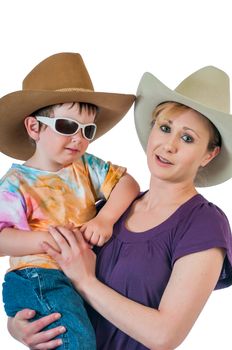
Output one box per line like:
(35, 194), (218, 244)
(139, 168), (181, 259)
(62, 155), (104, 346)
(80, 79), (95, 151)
(163, 136), (178, 153)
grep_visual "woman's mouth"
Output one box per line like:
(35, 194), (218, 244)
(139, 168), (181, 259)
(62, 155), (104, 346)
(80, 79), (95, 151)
(156, 155), (173, 165)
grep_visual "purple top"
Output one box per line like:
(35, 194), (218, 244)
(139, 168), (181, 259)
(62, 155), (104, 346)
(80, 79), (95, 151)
(89, 193), (232, 350)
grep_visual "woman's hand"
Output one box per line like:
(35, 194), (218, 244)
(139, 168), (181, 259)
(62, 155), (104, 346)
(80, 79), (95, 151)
(7, 309), (65, 349)
(42, 226), (97, 292)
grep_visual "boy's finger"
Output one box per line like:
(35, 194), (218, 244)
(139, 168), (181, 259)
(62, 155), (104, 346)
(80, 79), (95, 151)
(82, 229), (93, 242)
(89, 232), (100, 246)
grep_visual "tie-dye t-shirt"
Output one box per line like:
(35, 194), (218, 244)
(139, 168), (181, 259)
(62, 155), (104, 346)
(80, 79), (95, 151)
(0, 152), (126, 271)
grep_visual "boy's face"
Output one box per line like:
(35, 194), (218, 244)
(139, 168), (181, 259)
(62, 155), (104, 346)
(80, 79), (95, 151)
(34, 102), (96, 171)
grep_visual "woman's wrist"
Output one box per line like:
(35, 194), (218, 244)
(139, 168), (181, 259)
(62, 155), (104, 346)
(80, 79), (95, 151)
(77, 275), (100, 301)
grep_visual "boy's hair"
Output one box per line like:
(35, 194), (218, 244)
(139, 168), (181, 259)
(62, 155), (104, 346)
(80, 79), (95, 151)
(151, 101), (221, 151)
(32, 102), (99, 119)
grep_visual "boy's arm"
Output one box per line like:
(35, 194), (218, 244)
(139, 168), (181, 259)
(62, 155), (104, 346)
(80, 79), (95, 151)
(97, 172), (139, 223)
(0, 227), (59, 256)
(0, 190), (60, 256)
(81, 173), (139, 245)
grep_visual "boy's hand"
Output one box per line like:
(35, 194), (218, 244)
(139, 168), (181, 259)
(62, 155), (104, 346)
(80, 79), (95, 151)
(80, 216), (113, 246)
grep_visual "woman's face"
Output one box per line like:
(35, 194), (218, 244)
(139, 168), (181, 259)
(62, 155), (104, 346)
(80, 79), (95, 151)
(146, 108), (219, 185)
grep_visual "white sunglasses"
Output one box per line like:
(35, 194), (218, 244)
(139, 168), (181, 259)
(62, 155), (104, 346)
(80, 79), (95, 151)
(35, 116), (97, 141)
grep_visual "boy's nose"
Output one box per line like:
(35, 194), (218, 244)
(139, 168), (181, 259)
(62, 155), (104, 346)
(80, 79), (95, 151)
(71, 130), (84, 142)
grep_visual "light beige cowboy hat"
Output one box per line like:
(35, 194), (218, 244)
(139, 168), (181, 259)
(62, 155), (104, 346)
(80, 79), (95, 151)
(135, 66), (232, 187)
(0, 52), (135, 160)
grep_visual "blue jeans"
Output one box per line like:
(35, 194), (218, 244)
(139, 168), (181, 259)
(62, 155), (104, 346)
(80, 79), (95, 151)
(2, 268), (96, 350)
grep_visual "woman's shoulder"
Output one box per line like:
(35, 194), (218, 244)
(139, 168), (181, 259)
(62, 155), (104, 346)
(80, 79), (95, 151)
(175, 194), (232, 290)
(177, 193), (229, 226)
(171, 193), (231, 258)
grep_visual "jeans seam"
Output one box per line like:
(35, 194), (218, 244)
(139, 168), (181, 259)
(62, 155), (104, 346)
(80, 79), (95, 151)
(29, 269), (53, 312)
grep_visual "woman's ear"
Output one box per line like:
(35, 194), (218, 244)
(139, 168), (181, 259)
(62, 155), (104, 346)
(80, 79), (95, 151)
(201, 146), (220, 167)
(24, 116), (40, 141)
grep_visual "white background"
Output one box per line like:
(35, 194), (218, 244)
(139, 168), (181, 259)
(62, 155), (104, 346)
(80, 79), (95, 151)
(0, 0), (232, 348)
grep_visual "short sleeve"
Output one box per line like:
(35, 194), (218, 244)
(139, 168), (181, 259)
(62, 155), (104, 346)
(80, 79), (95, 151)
(172, 202), (232, 289)
(0, 191), (30, 231)
(84, 153), (126, 200)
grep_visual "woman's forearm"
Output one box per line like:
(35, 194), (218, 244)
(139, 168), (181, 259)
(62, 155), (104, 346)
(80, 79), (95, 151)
(79, 277), (173, 350)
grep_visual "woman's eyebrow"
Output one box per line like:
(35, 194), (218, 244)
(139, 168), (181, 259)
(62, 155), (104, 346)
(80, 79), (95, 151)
(183, 126), (200, 138)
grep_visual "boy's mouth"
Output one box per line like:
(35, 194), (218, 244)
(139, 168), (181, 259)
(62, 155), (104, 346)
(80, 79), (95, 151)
(65, 147), (80, 153)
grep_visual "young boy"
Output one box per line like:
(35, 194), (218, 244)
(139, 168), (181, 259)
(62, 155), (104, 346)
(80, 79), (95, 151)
(0, 52), (139, 349)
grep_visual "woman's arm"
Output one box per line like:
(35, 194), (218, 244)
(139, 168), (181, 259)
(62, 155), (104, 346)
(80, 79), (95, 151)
(42, 226), (224, 350)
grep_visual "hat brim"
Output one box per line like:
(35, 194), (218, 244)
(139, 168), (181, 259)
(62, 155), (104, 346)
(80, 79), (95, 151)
(134, 72), (232, 187)
(0, 90), (135, 160)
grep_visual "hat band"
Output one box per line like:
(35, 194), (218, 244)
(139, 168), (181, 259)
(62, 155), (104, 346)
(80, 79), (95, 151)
(55, 87), (94, 92)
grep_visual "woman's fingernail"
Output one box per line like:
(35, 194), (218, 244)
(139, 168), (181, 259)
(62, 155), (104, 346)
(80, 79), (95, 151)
(28, 310), (35, 317)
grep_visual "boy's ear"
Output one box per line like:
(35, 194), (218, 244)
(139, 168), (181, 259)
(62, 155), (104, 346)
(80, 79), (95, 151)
(24, 116), (40, 141)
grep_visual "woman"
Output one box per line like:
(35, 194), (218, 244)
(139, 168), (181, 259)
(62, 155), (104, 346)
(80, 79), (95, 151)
(8, 66), (232, 349)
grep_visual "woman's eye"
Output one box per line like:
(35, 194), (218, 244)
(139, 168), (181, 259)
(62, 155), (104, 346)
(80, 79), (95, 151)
(182, 134), (193, 143)
(160, 125), (170, 133)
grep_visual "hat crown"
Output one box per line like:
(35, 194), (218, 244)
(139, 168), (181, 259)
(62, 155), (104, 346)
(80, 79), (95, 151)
(23, 52), (94, 91)
(175, 66), (230, 113)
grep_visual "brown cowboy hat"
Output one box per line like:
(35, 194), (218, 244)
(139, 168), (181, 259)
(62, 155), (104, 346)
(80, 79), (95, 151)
(0, 52), (135, 160)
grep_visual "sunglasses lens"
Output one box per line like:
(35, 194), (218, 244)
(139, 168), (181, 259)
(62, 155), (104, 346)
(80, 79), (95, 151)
(84, 125), (96, 140)
(55, 119), (78, 135)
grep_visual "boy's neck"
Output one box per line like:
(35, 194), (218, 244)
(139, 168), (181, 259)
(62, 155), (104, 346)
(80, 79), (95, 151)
(24, 157), (71, 172)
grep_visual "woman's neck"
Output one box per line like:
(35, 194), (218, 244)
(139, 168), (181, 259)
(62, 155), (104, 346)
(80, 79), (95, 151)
(145, 177), (198, 209)
(125, 178), (198, 233)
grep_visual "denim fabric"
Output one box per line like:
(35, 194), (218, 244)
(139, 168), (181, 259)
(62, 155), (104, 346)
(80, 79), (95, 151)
(2, 268), (96, 350)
